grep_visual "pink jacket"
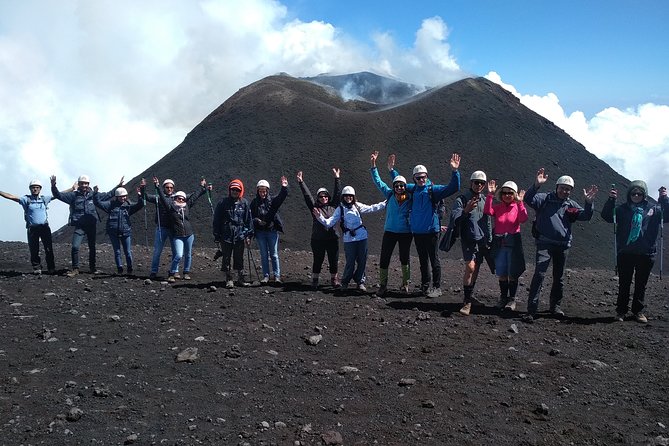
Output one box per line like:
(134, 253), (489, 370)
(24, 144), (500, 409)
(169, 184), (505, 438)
(484, 194), (528, 235)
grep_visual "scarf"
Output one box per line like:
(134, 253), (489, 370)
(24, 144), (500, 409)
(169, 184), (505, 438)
(626, 206), (643, 245)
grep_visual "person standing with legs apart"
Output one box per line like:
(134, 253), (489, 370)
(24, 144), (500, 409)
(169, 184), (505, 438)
(0, 180), (56, 274)
(93, 182), (145, 275)
(370, 151), (413, 296)
(523, 168), (598, 322)
(296, 169), (342, 289)
(250, 177), (288, 284)
(448, 171), (495, 315)
(313, 186), (386, 291)
(388, 153), (461, 297)
(145, 178), (178, 279)
(484, 179), (528, 312)
(213, 179), (253, 288)
(154, 177), (209, 283)
(51, 174), (121, 276)
(602, 182), (669, 323)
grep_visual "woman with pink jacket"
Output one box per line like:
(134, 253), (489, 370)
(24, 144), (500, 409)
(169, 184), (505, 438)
(484, 180), (528, 311)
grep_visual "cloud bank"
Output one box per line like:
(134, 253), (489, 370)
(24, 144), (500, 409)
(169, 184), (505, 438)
(0, 0), (665, 242)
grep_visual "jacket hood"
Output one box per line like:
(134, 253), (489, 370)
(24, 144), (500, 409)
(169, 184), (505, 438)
(627, 180), (648, 201)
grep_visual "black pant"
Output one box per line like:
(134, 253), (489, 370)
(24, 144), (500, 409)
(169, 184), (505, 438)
(527, 244), (568, 314)
(311, 238), (339, 274)
(617, 253), (654, 315)
(413, 233), (440, 289)
(27, 224), (55, 271)
(221, 240), (245, 275)
(379, 231), (413, 268)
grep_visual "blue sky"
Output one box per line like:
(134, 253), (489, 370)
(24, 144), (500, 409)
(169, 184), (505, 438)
(0, 0), (667, 242)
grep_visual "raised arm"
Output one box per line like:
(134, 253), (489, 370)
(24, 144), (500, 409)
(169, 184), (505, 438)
(0, 190), (20, 203)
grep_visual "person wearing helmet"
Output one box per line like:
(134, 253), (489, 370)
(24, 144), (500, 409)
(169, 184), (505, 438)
(93, 182), (146, 275)
(296, 168), (342, 289)
(387, 153), (461, 297)
(145, 178), (179, 279)
(0, 179), (56, 274)
(447, 170), (495, 315)
(50, 174), (123, 276)
(370, 151), (413, 296)
(523, 167), (599, 321)
(154, 177), (210, 283)
(312, 184), (386, 292)
(483, 179), (528, 312)
(602, 182), (669, 323)
(250, 177), (289, 284)
(213, 179), (254, 288)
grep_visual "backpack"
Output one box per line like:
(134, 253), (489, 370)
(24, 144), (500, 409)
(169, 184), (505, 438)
(339, 203), (365, 237)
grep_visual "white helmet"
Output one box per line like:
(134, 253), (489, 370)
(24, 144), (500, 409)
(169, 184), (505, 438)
(556, 175), (575, 188)
(29, 179), (42, 188)
(412, 165), (428, 176)
(393, 175), (407, 185)
(173, 191), (187, 199)
(78, 175), (90, 183)
(162, 179), (175, 187)
(256, 179), (270, 189)
(342, 186), (356, 196)
(501, 181), (518, 193)
(115, 187), (128, 197)
(316, 187), (329, 196)
(470, 171), (487, 182)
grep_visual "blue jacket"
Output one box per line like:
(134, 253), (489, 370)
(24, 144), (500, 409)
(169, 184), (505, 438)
(450, 190), (492, 244)
(18, 194), (53, 227)
(94, 193), (144, 237)
(390, 168), (460, 234)
(52, 186), (115, 227)
(524, 184), (593, 248)
(371, 167), (411, 233)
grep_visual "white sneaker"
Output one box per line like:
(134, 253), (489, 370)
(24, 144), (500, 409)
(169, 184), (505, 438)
(260, 276), (269, 284)
(357, 283), (367, 292)
(226, 280), (234, 289)
(426, 287), (442, 298)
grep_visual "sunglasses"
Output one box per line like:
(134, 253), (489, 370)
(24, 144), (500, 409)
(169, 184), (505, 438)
(174, 196), (186, 201)
(394, 183), (406, 189)
(630, 192), (644, 197)
(318, 194), (329, 199)
(501, 191), (514, 196)
(415, 175), (427, 181)
(473, 180), (486, 186)
(342, 194), (354, 198)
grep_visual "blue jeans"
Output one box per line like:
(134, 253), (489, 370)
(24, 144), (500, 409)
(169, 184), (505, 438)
(109, 233), (133, 270)
(171, 234), (194, 274)
(71, 223), (97, 270)
(151, 226), (174, 274)
(342, 239), (368, 286)
(527, 244), (568, 314)
(255, 230), (280, 278)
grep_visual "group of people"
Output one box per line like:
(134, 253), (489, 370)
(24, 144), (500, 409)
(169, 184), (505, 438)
(2, 152), (667, 323)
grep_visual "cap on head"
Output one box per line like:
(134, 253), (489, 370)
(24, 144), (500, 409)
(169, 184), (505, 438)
(393, 175), (407, 185)
(256, 179), (270, 189)
(412, 165), (428, 176)
(114, 187), (128, 197)
(162, 179), (175, 187)
(470, 171), (487, 182)
(78, 175), (90, 183)
(316, 187), (329, 196)
(501, 181), (518, 193)
(342, 186), (356, 196)
(173, 191), (187, 199)
(29, 179), (42, 188)
(556, 175), (575, 188)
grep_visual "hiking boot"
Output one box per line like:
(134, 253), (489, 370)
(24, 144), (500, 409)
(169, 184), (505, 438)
(634, 313), (648, 323)
(357, 283), (367, 292)
(550, 305), (565, 317)
(32, 268), (42, 275)
(167, 275), (176, 283)
(273, 276), (282, 284)
(226, 280), (235, 289)
(522, 314), (535, 324)
(331, 274), (341, 288)
(400, 284), (410, 294)
(90, 268), (102, 275)
(615, 312), (625, 322)
(47, 269), (56, 275)
(127, 268), (133, 276)
(375, 285), (387, 298)
(260, 276), (270, 284)
(66, 268), (79, 278)
(459, 302), (472, 316)
(426, 287), (442, 298)
(149, 273), (157, 280)
(183, 274), (191, 280)
(341, 283), (349, 290)
(504, 300), (517, 312)
(495, 297), (508, 309)
(117, 267), (124, 275)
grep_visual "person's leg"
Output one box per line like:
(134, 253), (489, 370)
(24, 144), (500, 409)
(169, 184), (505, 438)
(495, 246), (511, 307)
(151, 227), (167, 274)
(378, 232), (397, 291)
(398, 233), (413, 291)
(548, 247), (569, 314)
(268, 231), (280, 279)
(255, 231), (271, 279)
(221, 241), (234, 280)
(27, 226), (41, 270)
(427, 233), (441, 288)
(616, 253), (634, 316)
(85, 224), (97, 271)
(631, 254), (654, 317)
(109, 235), (123, 270)
(353, 239), (368, 286)
(413, 234), (431, 292)
(70, 227), (85, 270)
(527, 246), (552, 316)
(183, 234), (194, 273)
(233, 240), (246, 283)
(41, 226), (56, 272)
(341, 242), (356, 287)
(325, 238), (340, 285)
(170, 237), (184, 274)
(122, 235), (133, 273)
(311, 239), (326, 275)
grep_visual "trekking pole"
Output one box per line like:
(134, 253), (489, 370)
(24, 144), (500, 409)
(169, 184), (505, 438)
(203, 177), (214, 216)
(247, 245), (261, 282)
(660, 190), (664, 280)
(154, 183), (162, 242)
(142, 188), (149, 246)
(612, 184), (617, 274)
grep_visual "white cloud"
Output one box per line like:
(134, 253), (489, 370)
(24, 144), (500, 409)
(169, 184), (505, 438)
(486, 71), (669, 196)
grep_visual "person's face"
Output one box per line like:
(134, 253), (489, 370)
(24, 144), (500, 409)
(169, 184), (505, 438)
(257, 186), (268, 198)
(78, 181), (90, 192)
(393, 182), (406, 195)
(174, 196), (186, 204)
(414, 174), (427, 186)
(117, 195), (128, 203)
(29, 185), (41, 195)
(471, 180), (486, 194)
(230, 188), (241, 199)
(556, 184), (573, 200)
(317, 193), (329, 204)
(501, 188), (515, 203)
(163, 183), (174, 195)
(342, 194), (354, 203)
(630, 188), (645, 204)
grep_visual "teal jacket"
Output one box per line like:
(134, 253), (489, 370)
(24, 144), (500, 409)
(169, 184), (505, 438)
(371, 167), (411, 233)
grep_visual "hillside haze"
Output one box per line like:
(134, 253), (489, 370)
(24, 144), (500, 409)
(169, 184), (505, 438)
(56, 74), (644, 268)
